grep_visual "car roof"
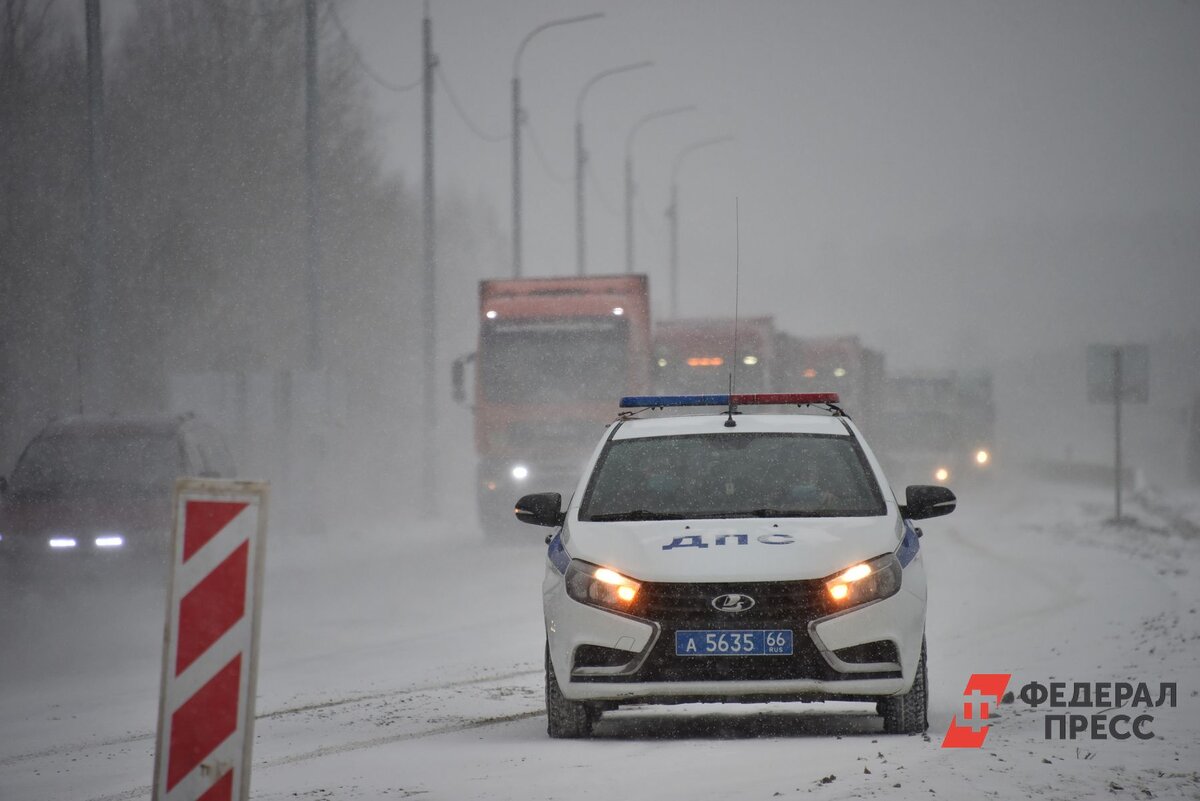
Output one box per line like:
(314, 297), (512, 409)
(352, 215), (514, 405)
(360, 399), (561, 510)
(611, 412), (851, 440)
(36, 415), (193, 439)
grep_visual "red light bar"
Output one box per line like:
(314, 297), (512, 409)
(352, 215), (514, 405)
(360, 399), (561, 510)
(731, 393), (840, 405)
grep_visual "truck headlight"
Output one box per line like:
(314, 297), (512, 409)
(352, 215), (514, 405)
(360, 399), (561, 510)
(825, 553), (901, 607)
(565, 560), (641, 610)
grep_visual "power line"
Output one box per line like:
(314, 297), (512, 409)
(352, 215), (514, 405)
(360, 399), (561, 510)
(525, 116), (572, 185)
(435, 64), (508, 143)
(325, 1), (421, 93)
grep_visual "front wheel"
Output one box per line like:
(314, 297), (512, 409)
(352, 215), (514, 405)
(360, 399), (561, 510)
(545, 644), (599, 738)
(878, 637), (928, 734)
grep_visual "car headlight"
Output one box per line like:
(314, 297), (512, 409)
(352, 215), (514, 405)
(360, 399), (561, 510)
(511, 464), (529, 480)
(564, 559), (641, 610)
(825, 553), (902, 607)
(975, 449), (990, 466)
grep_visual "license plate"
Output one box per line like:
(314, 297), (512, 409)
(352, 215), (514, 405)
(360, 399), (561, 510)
(674, 629), (793, 656)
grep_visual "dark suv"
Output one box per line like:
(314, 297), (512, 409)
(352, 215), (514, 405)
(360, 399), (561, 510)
(0, 414), (234, 571)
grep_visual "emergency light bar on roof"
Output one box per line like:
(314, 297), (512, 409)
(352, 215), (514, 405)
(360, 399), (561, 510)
(619, 392), (840, 408)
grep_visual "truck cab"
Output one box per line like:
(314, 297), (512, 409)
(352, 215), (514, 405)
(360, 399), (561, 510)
(454, 274), (651, 534)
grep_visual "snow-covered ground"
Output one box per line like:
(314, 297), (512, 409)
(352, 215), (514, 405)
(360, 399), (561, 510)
(2, 473), (1198, 800)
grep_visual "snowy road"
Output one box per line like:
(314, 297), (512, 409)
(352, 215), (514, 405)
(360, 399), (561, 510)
(2, 475), (1198, 800)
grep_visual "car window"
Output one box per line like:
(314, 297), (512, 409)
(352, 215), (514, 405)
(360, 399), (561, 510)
(10, 432), (183, 494)
(580, 432), (885, 520)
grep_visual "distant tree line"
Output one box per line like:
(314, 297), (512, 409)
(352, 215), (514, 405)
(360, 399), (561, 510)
(0, 0), (500, 514)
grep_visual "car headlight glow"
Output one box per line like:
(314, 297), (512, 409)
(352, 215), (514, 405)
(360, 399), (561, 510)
(826, 553), (901, 606)
(934, 467), (950, 483)
(95, 535), (124, 548)
(49, 537), (77, 549)
(511, 465), (529, 480)
(975, 449), (990, 466)
(565, 560), (641, 609)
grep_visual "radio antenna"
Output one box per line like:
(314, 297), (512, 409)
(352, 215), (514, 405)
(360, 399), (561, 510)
(725, 198), (740, 428)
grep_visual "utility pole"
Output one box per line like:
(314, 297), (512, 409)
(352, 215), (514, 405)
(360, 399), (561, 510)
(575, 117), (585, 275)
(511, 72), (522, 276)
(421, 2), (438, 512)
(624, 105), (695, 273)
(666, 182), (678, 318)
(304, 0), (322, 370)
(510, 13), (603, 278)
(1113, 348), (1123, 522)
(573, 61), (652, 277)
(665, 135), (733, 319)
(84, 0), (108, 412)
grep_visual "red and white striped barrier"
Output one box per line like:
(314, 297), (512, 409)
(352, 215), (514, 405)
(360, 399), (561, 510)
(153, 479), (268, 801)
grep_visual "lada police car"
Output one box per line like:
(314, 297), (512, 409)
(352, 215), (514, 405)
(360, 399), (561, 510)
(515, 393), (955, 738)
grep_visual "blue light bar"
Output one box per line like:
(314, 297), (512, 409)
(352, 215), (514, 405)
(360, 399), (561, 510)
(620, 394), (730, 408)
(619, 392), (840, 408)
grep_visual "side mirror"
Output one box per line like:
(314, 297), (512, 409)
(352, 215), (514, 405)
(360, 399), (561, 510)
(903, 485), (956, 520)
(451, 358), (465, 403)
(451, 352), (476, 404)
(515, 492), (564, 527)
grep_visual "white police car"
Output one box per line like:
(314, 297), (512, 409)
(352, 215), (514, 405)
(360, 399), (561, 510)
(515, 393), (956, 738)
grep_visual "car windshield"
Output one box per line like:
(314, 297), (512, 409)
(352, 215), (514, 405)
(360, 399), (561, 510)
(10, 432), (183, 495)
(579, 432), (886, 520)
(480, 317), (628, 404)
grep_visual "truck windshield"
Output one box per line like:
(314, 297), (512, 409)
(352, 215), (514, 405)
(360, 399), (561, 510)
(481, 318), (628, 404)
(10, 432), (183, 495)
(580, 432), (886, 520)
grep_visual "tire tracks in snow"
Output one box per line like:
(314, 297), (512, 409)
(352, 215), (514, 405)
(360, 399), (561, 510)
(1, 667), (539, 770)
(81, 709), (545, 801)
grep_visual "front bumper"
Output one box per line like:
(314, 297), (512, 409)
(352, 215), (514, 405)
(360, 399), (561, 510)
(544, 560), (927, 704)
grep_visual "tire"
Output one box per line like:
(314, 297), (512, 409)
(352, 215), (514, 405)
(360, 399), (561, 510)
(878, 637), (928, 734)
(545, 644), (598, 738)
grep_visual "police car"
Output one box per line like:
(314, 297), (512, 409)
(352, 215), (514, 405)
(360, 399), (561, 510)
(515, 393), (955, 738)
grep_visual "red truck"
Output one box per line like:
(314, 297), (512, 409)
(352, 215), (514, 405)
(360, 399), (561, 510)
(652, 317), (776, 395)
(773, 334), (886, 431)
(453, 274), (651, 532)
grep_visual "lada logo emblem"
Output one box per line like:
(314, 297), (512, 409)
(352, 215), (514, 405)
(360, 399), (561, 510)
(711, 593), (755, 613)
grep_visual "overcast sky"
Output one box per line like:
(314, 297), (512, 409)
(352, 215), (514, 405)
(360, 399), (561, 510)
(337, 1), (1198, 368)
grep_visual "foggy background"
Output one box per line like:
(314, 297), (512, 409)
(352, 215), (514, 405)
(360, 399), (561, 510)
(2, 0), (1198, 533)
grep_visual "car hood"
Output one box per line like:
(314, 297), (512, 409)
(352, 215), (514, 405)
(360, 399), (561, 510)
(560, 512), (903, 583)
(0, 490), (170, 535)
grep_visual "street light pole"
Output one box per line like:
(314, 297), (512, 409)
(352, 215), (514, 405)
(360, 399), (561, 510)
(574, 61), (652, 277)
(511, 12), (603, 278)
(624, 105), (696, 274)
(666, 135), (734, 318)
(420, 1), (437, 515)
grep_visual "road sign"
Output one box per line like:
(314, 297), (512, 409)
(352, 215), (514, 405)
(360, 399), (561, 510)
(1086, 344), (1148, 522)
(153, 479), (268, 801)
(1087, 344), (1149, 404)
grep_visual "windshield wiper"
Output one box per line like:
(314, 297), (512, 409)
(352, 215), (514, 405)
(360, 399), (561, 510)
(748, 508), (817, 518)
(587, 510), (686, 522)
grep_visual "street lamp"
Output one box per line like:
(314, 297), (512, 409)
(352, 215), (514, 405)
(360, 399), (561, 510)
(666, 135), (734, 318)
(574, 60), (653, 276)
(624, 105), (696, 274)
(511, 13), (603, 278)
